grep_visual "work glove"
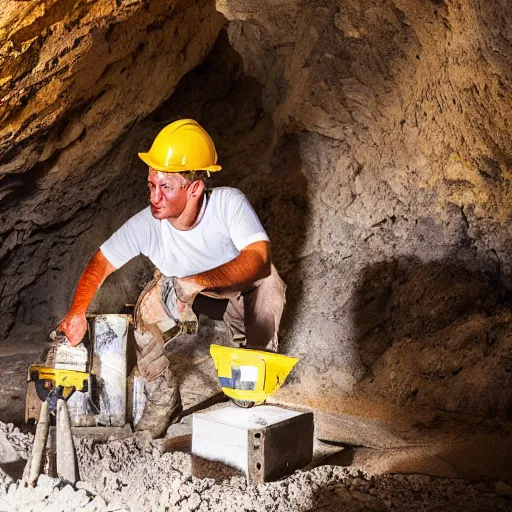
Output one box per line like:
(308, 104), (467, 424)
(161, 276), (201, 323)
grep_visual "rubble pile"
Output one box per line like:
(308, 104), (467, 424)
(1, 431), (511, 511)
(0, 422), (32, 461)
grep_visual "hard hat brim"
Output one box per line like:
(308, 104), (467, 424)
(138, 152), (222, 172)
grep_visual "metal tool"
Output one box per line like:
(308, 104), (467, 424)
(28, 365), (91, 401)
(25, 400), (49, 486)
(55, 391), (77, 484)
(26, 364), (97, 426)
(24, 385), (77, 486)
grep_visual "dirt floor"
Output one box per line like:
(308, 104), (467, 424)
(1, 418), (512, 512)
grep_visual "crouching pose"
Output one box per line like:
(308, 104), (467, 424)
(58, 119), (286, 437)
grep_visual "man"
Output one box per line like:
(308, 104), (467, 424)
(58, 119), (286, 437)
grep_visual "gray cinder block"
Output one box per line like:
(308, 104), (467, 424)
(192, 404), (314, 483)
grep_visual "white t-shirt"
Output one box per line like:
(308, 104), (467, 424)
(100, 187), (269, 278)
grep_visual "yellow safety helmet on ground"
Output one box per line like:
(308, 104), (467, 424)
(210, 344), (299, 407)
(138, 119), (222, 173)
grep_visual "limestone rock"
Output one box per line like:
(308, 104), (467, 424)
(0, 431), (20, 464)
(0, 0), (224, 337)
(215, 0), (512, 418)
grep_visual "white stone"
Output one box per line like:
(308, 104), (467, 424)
(76, 480), (97, 494)
(37, 474), (62, 489)
(80, 495), (107, 511)
(93, 315), (129, 426)
(0, 432), (20, 464)
(72, 488), (92, 508)
(192, 404), (313, 481)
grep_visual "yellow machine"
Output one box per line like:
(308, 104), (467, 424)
(28, 366), (91, 398)
(210, 345), (298, 407)
(25, 365), (89, 486)
(25, 365), (94, 423)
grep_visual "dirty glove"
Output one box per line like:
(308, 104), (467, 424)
(174, 277), (203, 305)
(162, 277), (202, 321)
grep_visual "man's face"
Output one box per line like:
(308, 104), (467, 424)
(147, 169), (189, 220)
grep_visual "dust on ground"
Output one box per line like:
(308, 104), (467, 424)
(1, 420), (512, 512)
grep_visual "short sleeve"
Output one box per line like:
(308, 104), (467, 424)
(224, 190), (269, 250)
(100, 209), (151, 269)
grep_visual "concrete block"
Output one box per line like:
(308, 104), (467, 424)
(192, 404), (314, 483)
(92, 314), (129, 426)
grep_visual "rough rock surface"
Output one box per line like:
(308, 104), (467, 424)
(2, 0), (512, 423)
(0, 0), (224, 337)
(213, 0), (512, 418)
(0, 429), (511, 511)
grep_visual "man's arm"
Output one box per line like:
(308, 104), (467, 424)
(175, 241), (271, 304)
(58, 249), (116, 346)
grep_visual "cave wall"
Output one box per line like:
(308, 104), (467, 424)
(1, 0), (512, 419)
(0, 0), (224, 336)
(215, 0), (512, 417)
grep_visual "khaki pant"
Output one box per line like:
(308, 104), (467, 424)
(194, 264), (286, 352)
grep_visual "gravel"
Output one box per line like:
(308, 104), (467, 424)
(0, 422), (511, 512)
(0, 422), (33, 460)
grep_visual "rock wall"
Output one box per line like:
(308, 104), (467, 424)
(215, 0), (512, 418)
(0, 0), (224, 335)
(1, 0), (512, 419)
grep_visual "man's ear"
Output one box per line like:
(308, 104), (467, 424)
(188, 180), (205, 198)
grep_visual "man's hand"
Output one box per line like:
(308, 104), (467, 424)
(57, 312), (88, 347)
(57, 250), (116, 346)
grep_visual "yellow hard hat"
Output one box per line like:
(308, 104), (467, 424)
(138, 119), (222, 173)
(210, 344), (299, 407)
